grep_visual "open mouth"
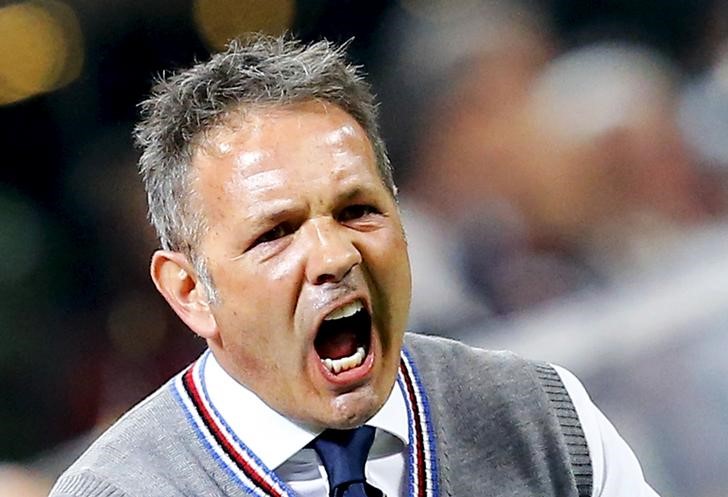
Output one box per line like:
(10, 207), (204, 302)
(314, 299), (372, 375)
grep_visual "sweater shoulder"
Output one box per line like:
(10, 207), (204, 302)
(403, 331), (531, 378)
(403, 332), (590, 497)
(50, 379), (193, 497)
(50, 469), (129, 497)
(403, 331), (557, 415)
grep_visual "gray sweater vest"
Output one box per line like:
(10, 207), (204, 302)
(50, 333), (592, 497)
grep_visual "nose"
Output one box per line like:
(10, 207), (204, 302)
(304, 218), (362, 285)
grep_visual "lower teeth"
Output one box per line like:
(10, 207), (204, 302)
(322, 346), (366, 374)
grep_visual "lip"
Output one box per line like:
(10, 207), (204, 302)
(307, 293), (377, 389)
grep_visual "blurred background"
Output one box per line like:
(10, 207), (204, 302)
(1, 0), (727, 495)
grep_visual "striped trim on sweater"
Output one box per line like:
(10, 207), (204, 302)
(171, 348), (440, 497)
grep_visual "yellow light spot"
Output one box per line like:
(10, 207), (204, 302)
(194, 0), (296, 51)
(0, 0), (83, 105)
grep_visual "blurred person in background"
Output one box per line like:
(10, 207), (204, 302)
(474, 45), (728, 493)
(680, 39), (728, 215)
(571, 36), (728, 497)
(374, 0), (558, 326)
(459, 27), (728, 497)
(520, 43), (709, 283)
(376, 4), (713, 320)
(375, 5), (728, 496)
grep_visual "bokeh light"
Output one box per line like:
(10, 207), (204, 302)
(0, 0), (84, 105)
(194, 0), (296, 51)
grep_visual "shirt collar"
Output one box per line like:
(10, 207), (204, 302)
(203, 350), (409, 470)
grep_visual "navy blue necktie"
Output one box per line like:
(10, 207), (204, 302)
(311, 426), (384, 497)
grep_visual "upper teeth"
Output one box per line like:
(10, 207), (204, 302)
(324, 300), (363, 321)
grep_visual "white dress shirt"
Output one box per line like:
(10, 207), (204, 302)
(203, 352), (659, 497)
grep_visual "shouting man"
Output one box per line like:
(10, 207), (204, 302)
(50, 35), (659, 497)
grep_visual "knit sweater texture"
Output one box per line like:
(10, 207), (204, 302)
(49, 333), (592, 497)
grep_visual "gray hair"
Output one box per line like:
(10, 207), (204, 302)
(134, 34), (394, 300)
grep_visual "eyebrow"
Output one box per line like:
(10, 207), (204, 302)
(242, 198), (300, 228)
(334, 184), (381, 204)
(242, 183), (384, 227)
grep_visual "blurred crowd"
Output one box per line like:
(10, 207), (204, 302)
(373, 3), (728, 496)
(1, 1), (727, 496)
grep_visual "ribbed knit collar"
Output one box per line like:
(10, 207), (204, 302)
(201, 350), (409, 470)
(172, 346), (440, 497)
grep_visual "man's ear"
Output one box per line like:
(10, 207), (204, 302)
(150, 250), (218, 340)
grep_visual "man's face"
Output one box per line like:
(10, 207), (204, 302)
(192, 101), (411, 429)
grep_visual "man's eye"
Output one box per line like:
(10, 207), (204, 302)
(253, 224), (291, 246)
(338, 204), (379, 222)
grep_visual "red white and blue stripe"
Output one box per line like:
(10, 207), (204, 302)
(171, 348), (439, 497)
(398, 347), (439, 497)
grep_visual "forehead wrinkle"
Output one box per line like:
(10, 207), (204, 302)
(229, 150), (282, 193)
(227, 165), (287, 198)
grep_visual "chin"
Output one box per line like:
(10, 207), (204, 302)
(323, 386), (387, 429)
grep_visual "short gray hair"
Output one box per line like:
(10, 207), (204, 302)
(134, 34), (394, 299)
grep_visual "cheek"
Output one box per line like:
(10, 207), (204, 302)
(378, 228), (411, 283)
(363, 229), (412, 315)
(212, 258), (308, 360)
(386, 231), (413, 326)
(266, 252), (305, 282)
(217, 252), (304, 312)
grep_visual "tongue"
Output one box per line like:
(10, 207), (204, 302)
(316, 330), (358, 360)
